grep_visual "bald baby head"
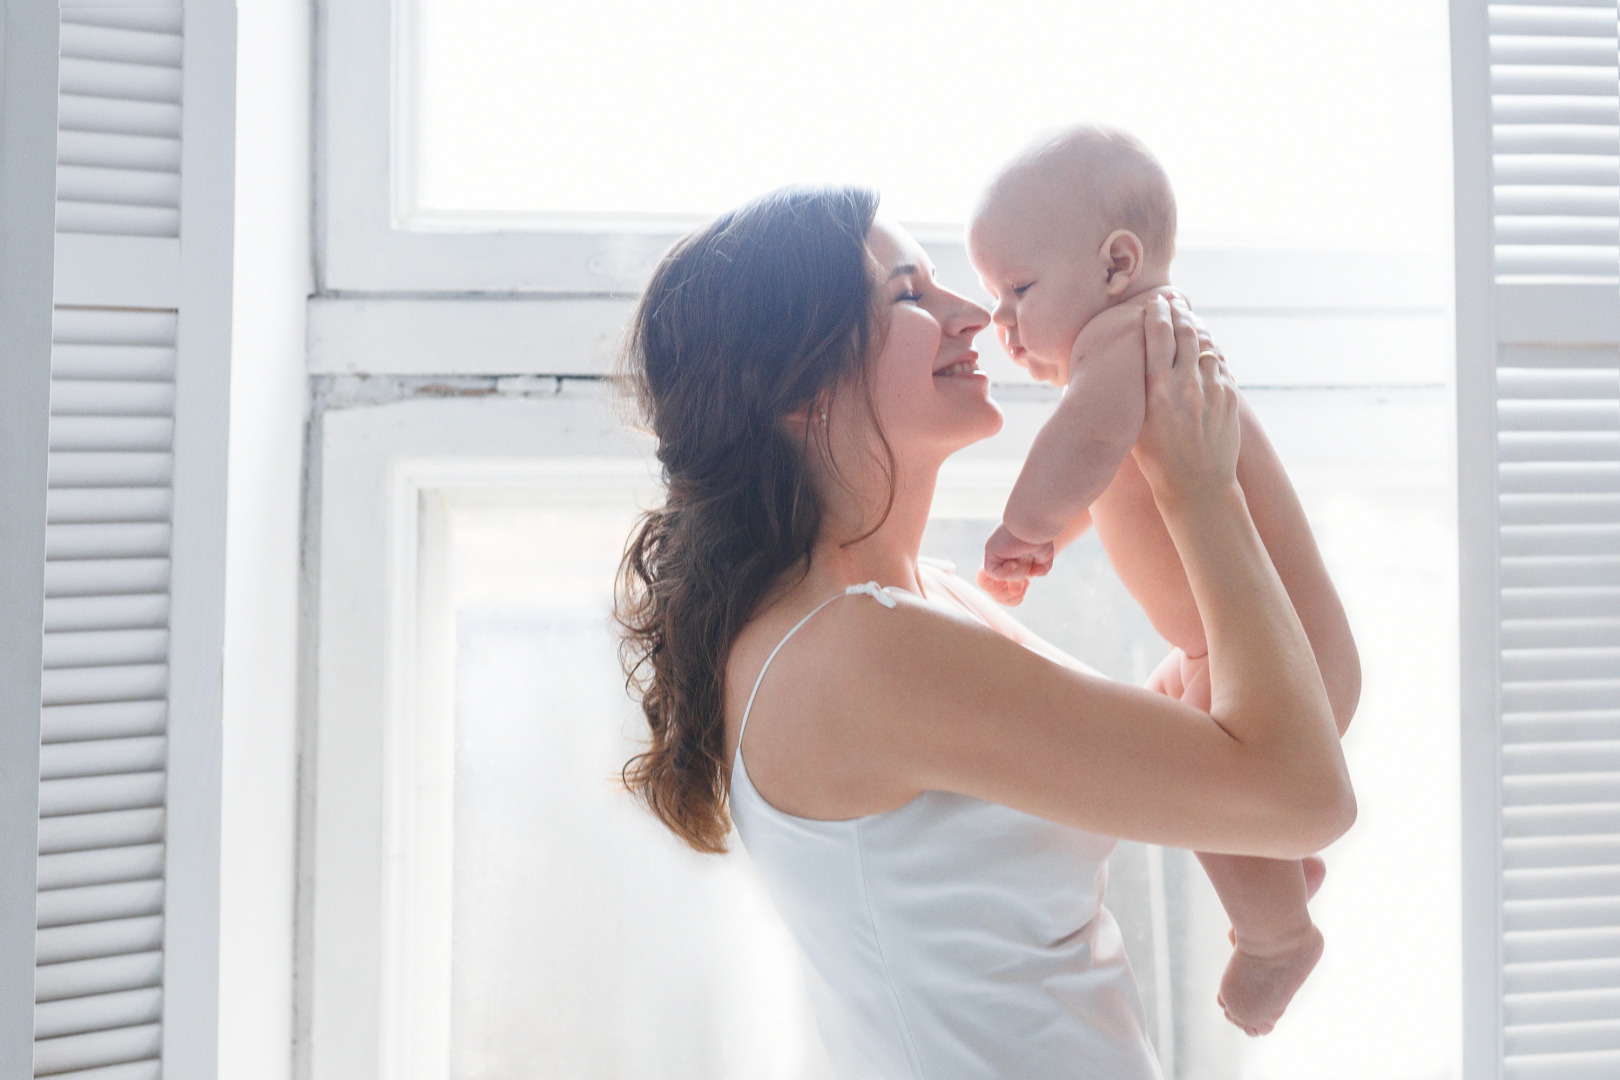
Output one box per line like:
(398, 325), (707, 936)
(976, 124), (1177, 267)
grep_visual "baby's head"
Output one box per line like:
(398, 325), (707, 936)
(967, 124), (1177, 385)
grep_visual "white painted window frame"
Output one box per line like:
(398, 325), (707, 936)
(314, 0), (1450, 389)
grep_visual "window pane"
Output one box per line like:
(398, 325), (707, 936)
(406, 0), (1452, 250)
(449, 500), (834, 1079)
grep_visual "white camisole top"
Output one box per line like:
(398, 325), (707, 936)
(728, 576), (1164, 1080)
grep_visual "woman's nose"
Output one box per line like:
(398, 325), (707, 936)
(945, 292), (991, 338)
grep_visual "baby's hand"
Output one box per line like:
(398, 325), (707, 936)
(976, 567), (1029, 607)
(981, 525), (1055, 603)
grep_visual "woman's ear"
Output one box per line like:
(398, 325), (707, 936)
(781, 397), (829, 442)
(1097, 229), (1145, 296)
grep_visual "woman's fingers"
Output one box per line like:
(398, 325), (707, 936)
(1145, 295), (1176, 379)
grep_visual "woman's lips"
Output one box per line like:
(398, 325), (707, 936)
(934, 357), (982, 377)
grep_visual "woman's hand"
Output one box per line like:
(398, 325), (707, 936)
(1132, 295), (1240, 509)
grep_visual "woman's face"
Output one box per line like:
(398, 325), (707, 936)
(852, 219), (1001, 463)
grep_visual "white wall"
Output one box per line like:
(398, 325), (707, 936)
(220, 2), (310, 1077)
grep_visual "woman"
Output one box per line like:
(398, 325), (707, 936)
(616, 186), (1355, 1079)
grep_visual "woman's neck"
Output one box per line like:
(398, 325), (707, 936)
(808, 458), (940, 598)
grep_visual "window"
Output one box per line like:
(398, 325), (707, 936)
(305, 2), (1505, 1079)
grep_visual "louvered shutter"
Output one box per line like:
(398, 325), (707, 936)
(1456, 3), (1620, 1079)
(0, 3), (234, 1079)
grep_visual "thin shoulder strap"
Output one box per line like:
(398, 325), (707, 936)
(737, 581), (898, 745)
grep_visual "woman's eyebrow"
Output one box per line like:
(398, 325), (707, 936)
(886, 263), (921, 281)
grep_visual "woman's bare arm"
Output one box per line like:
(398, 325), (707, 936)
(820, 298), (1353, 858)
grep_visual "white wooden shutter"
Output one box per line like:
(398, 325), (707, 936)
(3, 3), (236, 1079)
(1456, 3), (1620, 1079)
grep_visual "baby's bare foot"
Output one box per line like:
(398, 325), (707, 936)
(1216, 924), (1324, 1037)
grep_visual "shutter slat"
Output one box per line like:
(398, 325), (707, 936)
(46, 524), (172, 561)
(1498, 401), (1620, 431)
(57, 58), (180, 105)
(62, 9), (182, 34)
(38, 810), (164, 856)
(1498, 217), (1620, 245)
(55, 203), (180, 239)
(1505, 863), (1620, 898)
(1503, 682), (1620, 712)
(46, 417), (173, 454)
(36, 845), (163, 893)
(1496, 128), (1620, 155)
(42, 598), (169, 635)
(31, 1022), (162, 1076)
(1507, 987), (1620, 1025)
(36, 1059), (162, 1080)
(37, 773), (165, 818)
(1496, 155), (1620, 186)
(1505, 1021), (1620, 1057)
(33, 987), (162, 1041)
(58, 24), (181, 66)
(1503, 803), (1620, 838)
(46, 490), (172, 525)
(1498, 369), (1620, 396)
(1505, 1049), (1620, 1080)
(38, 738), (166, 781)
(44, 560), (170, 599)
(1508, 957), (1620, 995)
(1494, 187), (1620, 217)
(1493, 68), (1620, 97)
(1506, 740), (1620, 772)
(40, 702), (167, 743)
(1501, 496), (1620, 524)
(39, 666), (168, 708)
(1490, 38), (1620, 66)
(54, 167), (178, 211)
(1505, 835), (1620, 873)
(1503, 649), (1620, 680)
(48, 455), (174, 488)
(50, 381), (174, 416)
(36, 881), (163, 930)
(1504, 589), (1620, 619)
(1502, 526), (1620, 555)
(1506, 771), (1620, 803)
(57, 131), (180, 173)
(1490, 8), (1619, 36)
(42, 631), (168, 670)
(1500, 433), (1620, 462)
(1500, 345), (1620, 369)
(49, 345), (174, 381)
(1501, 463), (1620, 493)
(35, 953), (162, 1003)
(1501, 557), (1620, 586)
(1508, 926), (1620, 965)
(1494, 95), (1620, 126)
(56, 95), (179, 140)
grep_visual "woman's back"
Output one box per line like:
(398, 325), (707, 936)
(728, 574), (1162, 1080)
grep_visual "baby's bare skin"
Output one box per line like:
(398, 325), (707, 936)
(968, 124), (1361, 1037)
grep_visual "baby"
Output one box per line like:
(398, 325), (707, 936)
(968, 125), (1356, 1036)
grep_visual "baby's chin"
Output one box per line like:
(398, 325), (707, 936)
(1025, 356), (1071, 387)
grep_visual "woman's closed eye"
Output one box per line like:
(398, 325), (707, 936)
(896, 290), (923, 304)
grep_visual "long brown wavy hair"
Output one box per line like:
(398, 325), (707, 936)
(614, 185), (888, 853)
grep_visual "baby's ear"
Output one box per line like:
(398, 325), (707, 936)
(1098, 229), (1145, 296)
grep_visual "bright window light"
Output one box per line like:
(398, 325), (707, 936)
(406, 0), (1452, 249)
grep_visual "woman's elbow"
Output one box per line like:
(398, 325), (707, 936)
(1291, 775), (1357, 856)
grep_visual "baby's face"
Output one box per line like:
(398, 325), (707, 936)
(967, 196), (1113, 387)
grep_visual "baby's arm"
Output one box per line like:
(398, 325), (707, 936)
(987, 303), (1151, 580)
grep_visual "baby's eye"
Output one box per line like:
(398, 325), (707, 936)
(1013, 283), (1033, 298)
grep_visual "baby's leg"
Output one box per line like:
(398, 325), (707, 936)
(1171, 652), (1325, 1035)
